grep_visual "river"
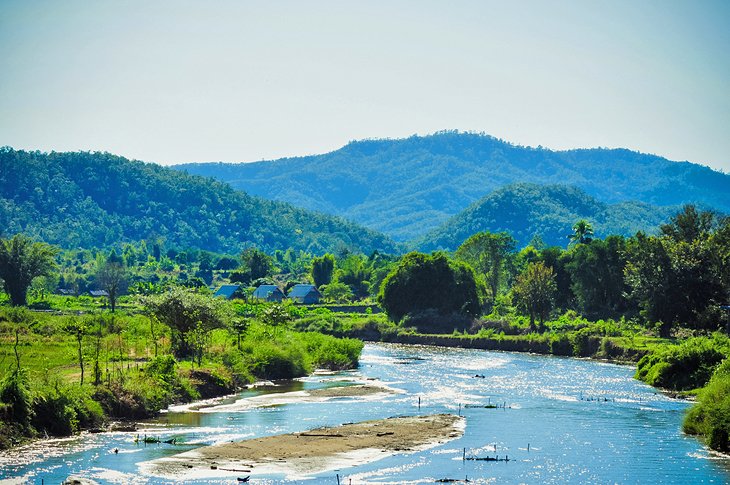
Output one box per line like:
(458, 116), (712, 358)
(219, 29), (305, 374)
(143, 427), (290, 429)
(1, 343), (729, 484)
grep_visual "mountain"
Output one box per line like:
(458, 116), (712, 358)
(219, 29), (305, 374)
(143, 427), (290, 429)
(0, 148), (399, 255)
(176, 131), (730, 241)
(415, 183), (681, 251)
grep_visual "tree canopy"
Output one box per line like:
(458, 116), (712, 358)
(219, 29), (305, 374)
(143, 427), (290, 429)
(378, 252), (482, 326)
(0, 234), (58, 306)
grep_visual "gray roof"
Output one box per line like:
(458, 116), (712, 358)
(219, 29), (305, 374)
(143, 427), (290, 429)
(214, 284), (240, 299)
(287, 284), (321, 298)
(89, 290), (109, 297)
(253, 284), (284, 298)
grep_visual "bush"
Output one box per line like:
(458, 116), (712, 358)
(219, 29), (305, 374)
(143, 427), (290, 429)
(32, 383), (104, 436)
(684, 362), (730, 452)
(636, 335), (730, 390)
(0, 369), (33, 431)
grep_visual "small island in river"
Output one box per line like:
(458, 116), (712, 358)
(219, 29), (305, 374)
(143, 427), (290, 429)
(143, 414), (464, 479)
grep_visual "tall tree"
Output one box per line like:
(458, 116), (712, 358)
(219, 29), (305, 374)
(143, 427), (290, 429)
(661, 204), (716, 243)
(240, 247), (274, 281)
(512, 261), (557, 330)
(311, 254), (335, 288)
(0, 234), (58, 306)
(568, 220), (594, 247)
(455, 231), (515, 306)
(567, 236), (630, 319)
(378, 252), (482, 326)
(95, 252), (127, 312)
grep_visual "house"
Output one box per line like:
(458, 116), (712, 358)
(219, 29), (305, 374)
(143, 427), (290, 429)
(214, 284), (240, 299)
(89, 290), (109, 297)
(252, 284), (285, 302)
(58, 288), (76, 296)
(287, 284), (322, 304)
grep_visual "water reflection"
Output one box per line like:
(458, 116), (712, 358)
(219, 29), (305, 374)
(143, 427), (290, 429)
(1, 343), (729, 484)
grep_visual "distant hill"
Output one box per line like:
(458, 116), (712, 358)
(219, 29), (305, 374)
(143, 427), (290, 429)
(177, 131), (730, 241)
(415, 183), (681, 251)
(0, 148), (399, 254)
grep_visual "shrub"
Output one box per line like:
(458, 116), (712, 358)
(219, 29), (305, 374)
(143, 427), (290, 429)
(636, 335), (730, 390)
(684, 362), (730, 452)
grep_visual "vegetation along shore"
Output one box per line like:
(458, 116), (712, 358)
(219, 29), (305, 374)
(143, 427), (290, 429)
(0, 199), (729, 457)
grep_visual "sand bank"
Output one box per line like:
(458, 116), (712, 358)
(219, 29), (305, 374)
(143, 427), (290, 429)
(143, 414), (464, 479)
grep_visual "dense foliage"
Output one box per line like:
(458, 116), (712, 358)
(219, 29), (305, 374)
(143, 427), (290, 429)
(0, 147), (398, 255)
(177, 131), (729, 241)
(378, 252), (482, 330)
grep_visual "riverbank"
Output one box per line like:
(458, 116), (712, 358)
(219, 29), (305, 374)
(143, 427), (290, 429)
(142, 414), (464, 479)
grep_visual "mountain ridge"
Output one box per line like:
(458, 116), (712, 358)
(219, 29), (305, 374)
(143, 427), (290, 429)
(176, 131), (730, 241)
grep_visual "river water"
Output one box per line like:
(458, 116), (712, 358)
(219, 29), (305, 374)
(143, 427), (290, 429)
(1, 343), (729, 484)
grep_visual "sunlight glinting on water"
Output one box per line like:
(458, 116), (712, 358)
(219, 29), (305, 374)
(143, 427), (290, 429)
(1, 342), (729, 483)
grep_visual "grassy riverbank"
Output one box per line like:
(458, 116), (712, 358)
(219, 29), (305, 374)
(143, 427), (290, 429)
(0, 305), (362, 450)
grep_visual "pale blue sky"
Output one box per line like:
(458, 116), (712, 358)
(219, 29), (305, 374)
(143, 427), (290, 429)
(1, 1), (728, 171)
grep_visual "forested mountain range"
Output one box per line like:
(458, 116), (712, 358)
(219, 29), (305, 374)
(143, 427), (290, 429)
(0, 148), (399, 254)
(415, 183), (680, 251)
(177, 131), (730, 241)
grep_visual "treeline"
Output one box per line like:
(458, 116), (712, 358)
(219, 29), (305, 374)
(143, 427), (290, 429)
(0, 147), (398, 255)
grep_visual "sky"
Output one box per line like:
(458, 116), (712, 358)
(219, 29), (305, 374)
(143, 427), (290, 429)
(1, 1), (729, 171)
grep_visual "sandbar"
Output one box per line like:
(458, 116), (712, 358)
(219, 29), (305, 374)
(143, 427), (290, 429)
(142, 414), (464, 479)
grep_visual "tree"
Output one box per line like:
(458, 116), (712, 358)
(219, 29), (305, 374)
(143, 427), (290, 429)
(260, 303), (292, 337)
(143, 287), (231, 359)
(321, 281), (354, 303)
(512, 261), (557, 330)
(95, 253), (127, 312)
(455, 231), (515, 307)
(240, 247), (274, 282)
(661, 205), (716, 243)
(63, 317), (88, 385)
(568, 220), (594, 247)
(378, 252), (482, 326)
(336, 255), (372, 299)
(311, 254), (335, 288)
(0, 234), (59, 306)
(567, 236), (629, 319)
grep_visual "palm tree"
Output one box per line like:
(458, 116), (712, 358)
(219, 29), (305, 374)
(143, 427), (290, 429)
(568, 220), (594, 247)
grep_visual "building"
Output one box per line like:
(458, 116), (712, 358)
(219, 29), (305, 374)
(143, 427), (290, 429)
(214, 284), (240, 299)
(252, 284), (285, 302)
(287, 284), (322, 304)
(89, 290), (109, 297)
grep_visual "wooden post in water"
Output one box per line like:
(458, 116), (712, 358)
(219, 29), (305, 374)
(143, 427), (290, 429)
(463, 447), (466, 461)
(458, 403), (461, 416)
(336, 473), (340, 485)
(418, 396), (421, 410)
(527, 443), (530, 452)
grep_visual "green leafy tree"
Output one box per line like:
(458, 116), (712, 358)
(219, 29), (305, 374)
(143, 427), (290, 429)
(95, 253), (127, 312)
(143, 287), (231, 359)
(455, 231), (515, 307)
(567, 236), (629, 319)
(568, 219), (594, 247)
(512, 261), (557, 330)
(241, 247), (274, 282)
(336, 254), (372, 299)
(378, 252), (482, 325)
(661, 204), (716, 243)
(321, 281), (354, 303)
(311, 254), (335, 288)
(0, 234), (59, 306)
(260, 303), (292, 336)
